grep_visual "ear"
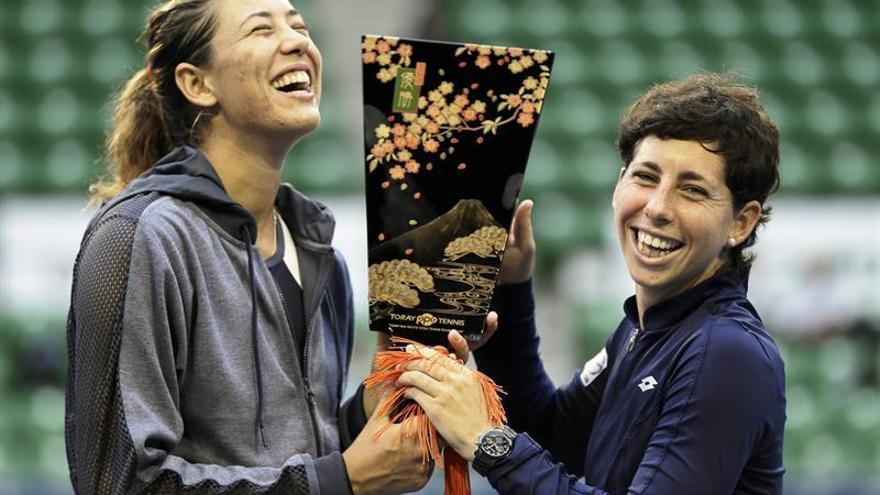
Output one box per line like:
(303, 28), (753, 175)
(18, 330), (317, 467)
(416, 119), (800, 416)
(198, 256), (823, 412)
(174, 62), (217, 108)
(728, 200), (762, 247)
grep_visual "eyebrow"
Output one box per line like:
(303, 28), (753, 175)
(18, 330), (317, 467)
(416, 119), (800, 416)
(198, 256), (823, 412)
(633, 160), (710, 183)
(239, 8), (300, 28)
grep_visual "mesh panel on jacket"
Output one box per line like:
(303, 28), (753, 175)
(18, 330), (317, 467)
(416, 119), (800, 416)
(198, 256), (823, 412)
(65, 193), (310, 494)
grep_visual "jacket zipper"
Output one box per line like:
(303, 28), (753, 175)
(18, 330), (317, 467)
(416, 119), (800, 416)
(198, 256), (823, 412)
(270, 268), (324, 456)
(300, 247), (333, 458)
(626, 325), (640, 353)
(303, 311), (322, 456)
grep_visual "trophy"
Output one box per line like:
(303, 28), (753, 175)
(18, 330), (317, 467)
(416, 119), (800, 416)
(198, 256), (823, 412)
(362, 35), (554, 345)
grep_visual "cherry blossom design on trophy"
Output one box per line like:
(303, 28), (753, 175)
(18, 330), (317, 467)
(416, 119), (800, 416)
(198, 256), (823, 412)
(363, 35), (554, 339)
(363, 36), (551, 194)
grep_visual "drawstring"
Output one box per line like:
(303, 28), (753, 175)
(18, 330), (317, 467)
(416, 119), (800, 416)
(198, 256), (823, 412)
(242, 224), (269, 449)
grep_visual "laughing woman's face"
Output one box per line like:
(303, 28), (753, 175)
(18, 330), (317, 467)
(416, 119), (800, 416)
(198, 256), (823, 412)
(199, 0), (322, 145)
(612, 135), (759, 309)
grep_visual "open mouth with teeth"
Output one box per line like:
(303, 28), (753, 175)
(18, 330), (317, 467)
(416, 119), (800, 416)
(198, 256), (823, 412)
(271, 70), (312, 94)
(632, 228), (684, 259)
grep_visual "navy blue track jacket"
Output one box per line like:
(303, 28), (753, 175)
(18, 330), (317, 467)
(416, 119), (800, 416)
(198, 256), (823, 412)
(474, 269), (786, 494)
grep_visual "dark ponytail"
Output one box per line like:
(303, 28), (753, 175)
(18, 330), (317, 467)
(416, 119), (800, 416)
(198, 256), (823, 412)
(89, 0), (218, 205)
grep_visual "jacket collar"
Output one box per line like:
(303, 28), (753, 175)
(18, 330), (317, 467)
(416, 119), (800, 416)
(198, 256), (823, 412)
(622, 268), (749, 332)
(103, 146), (335, 247)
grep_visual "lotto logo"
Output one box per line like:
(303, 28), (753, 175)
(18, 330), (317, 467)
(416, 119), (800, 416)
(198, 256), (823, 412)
(638, 376), (658, 392)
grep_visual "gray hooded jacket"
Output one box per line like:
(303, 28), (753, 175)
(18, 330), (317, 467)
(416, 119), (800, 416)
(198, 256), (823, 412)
(65, 147), (367, 494)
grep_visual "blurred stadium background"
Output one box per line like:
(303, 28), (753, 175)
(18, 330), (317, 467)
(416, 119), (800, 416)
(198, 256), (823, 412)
(0, 0), (878, 493)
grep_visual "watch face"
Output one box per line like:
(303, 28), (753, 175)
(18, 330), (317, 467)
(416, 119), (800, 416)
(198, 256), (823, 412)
(480, 430), (512, 458)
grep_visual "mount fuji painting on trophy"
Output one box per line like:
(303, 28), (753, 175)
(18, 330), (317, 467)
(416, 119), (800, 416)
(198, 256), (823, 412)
(362, 35), (554, 344)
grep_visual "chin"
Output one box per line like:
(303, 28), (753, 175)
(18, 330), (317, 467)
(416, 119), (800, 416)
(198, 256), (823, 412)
(277, 113), (321, 144)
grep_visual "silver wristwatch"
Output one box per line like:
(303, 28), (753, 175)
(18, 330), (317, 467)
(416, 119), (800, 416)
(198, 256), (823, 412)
(472, 425), (517, 476)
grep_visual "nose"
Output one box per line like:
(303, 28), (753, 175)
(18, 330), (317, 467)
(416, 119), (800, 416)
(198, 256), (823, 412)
(644, 186), (673, 225)
(279, 27), (311, 56)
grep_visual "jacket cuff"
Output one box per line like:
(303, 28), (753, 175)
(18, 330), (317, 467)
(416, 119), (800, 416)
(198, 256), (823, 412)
(339, 384), (368, 449)
(484, 432), (550, 483)
(315, 451), (354, 495)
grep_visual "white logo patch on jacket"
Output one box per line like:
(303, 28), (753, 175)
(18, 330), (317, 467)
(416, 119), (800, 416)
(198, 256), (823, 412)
(638, 375), (658, 392)
(579, 348), (608, 387)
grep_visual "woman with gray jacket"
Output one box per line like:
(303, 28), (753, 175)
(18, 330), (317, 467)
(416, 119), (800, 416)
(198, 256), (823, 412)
(65, 1), (429, 493)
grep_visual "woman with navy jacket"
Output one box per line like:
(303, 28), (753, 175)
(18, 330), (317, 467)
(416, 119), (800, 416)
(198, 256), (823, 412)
(399, 72), (786, 494)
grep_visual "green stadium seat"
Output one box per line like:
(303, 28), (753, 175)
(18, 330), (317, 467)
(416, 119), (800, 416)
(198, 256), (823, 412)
(820, 0), (864, 38)
(0, 140), (25, 191)
(700, 0), (746, 39)
(18, 0), (65, 36)
(802, 434), (846, 475)
(456, 0), (513, 39)
(45, 139), (94, 190)
(719, 41), (766, 83)
(845, 388), (880, 434)
(88, 37), (139, 84)
(0, 89), (15, 133)
(517, 0), (569, 38)
(546, 41), (587, 89)
(760, 1), (806, 40)
(782, 41), (827, 86)
(818, 337), (860, 389)
(531, 191), (579, 250)
(574, 139), (619, 191)
(656, 40), (706, 82)
(804, 90), (847, 137)
(36, 88), (82, 135)
(842, 41), (880, 87)
(778, 141), (812, 194)
(578, 0), (630, 39)
(555, 89), (605, 136)
(523, 137), (561, 190)
(286, 134), (358, 191)
(828, 141), (876, 193)
(637, 0), (687, 39)
(869, 93), (880, 134)
(573, 299), (622, 354)
(0, 44), (9, 83)
(79, 0), (126, 36)
(759, 89), (795, 132)
(28, 38), (75, 84)
(597, 41), (646, 86)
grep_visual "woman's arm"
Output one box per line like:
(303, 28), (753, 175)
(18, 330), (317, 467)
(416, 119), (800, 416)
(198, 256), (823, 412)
(401, 318), (784, 494)
(67, 211), (430, 495)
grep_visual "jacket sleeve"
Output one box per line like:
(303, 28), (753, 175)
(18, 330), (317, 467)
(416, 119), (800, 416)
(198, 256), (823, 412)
(66, 213), (352, 495)
(481, 319), (786, 495)
(474, 280), (609, 474)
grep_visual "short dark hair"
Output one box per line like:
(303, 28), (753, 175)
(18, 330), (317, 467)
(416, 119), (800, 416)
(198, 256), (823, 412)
(616, 72), (781, 276)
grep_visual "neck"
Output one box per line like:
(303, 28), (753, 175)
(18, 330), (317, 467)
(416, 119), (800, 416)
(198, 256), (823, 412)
(200, 127), (289, 222)
(633, 258), (727, 328)
(200, 126), (291, 257)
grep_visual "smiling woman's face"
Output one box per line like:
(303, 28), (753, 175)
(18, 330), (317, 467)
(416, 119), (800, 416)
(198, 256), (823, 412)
(612, 135), (742, 309)
(200, 0), (322, 143)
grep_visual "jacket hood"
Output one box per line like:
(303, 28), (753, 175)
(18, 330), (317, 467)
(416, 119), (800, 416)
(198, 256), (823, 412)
(103, 146), (335, 246)
(98, 145), (338, 449)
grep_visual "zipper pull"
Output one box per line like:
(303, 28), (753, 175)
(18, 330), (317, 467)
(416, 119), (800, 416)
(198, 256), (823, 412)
(626, 326), (640, 353)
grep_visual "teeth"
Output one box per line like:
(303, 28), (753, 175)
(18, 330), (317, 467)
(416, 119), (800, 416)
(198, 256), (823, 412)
(636, 230), (680, 254)
(271, 70), (311, 90)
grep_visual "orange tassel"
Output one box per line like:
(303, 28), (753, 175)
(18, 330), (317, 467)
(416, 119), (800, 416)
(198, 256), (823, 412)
(364, 337), (507, 495)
